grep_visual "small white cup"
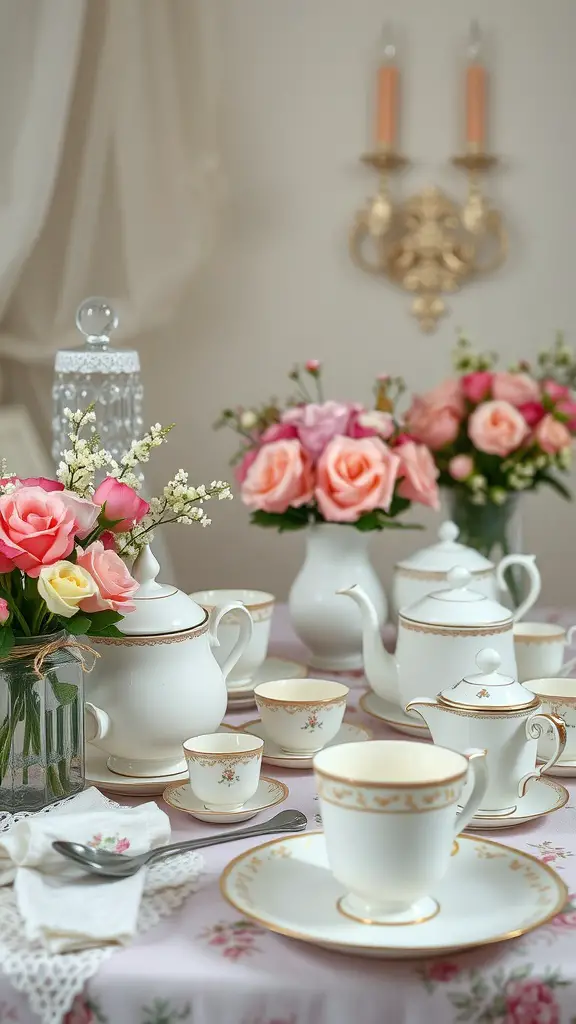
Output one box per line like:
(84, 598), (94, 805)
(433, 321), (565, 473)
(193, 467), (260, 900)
(528, 678), (576, 763)
(254, 678), (348, 754)
(183, 732), (263, 811)
(314, 740), (488, 925)
(514, 622), (576, 683)
(189, 589), (275, 687)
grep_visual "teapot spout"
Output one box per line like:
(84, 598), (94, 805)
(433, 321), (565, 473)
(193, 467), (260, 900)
(404, 697), (445, 734)
(337, 584), (400, 705)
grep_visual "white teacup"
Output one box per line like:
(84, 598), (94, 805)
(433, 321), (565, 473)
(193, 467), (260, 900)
(514, 622), (576, 683)
(528, 678), (576, 762)
(189, 589), (275, 687)
(313, 740), (488, 925)
(254, 679), (348, 754)
(183, 732), (263, 811)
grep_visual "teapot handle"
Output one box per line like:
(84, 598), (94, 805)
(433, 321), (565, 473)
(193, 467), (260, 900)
(496, 554), (541, 622)
(453, 749), (489, 837)
(518, 712), (567, 796)
(84, 701), (111, 747)
(209, 601), (254, 682)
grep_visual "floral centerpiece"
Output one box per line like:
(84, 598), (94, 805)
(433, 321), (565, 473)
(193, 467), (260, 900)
(0, 406), (231, 809)
(216, 362), (439, 670)
(403, 334), (576, 597)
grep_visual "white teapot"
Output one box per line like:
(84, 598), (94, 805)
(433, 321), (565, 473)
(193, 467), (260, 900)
(406, 649), (566, 816)
(338, 566), (518, 710)
(85, 547), (252, 778)
(392, 521), (541, 620)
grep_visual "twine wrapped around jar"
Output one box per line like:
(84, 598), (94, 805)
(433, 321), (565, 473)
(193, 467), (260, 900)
(0, 637), (100, 677)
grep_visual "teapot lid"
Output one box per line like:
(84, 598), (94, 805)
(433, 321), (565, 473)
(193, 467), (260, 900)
(400, 566), (512, 628)
(438, 649), (539, 711)
(119, 546), (207, 636)
(396, 521), (493, 574)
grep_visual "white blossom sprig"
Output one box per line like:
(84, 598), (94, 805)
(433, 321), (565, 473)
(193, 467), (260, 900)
(0, 460), (17, 495)
(56, 406), (111, 496)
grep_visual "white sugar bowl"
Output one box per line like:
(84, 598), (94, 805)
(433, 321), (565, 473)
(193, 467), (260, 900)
(85, 547), (253, 778)
(392, 521), (541, 621)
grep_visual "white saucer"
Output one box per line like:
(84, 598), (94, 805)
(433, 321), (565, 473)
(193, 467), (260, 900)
(538, 758), (576, 778)
(359, 690), (429, 738)
(232, 719), (372, 770)
(221, 831), (567, 959)
(226, 657), (307, 698)
(468, 777), (569, 829)
(86, 745), (188, 796)
(163, 776), (289, 823)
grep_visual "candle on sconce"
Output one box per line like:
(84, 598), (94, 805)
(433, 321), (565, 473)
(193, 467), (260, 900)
(375, 26), (398, 149)
(465, 20), (486, 151)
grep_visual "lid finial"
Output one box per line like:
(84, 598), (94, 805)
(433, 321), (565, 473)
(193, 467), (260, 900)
(133, 545), (163, 596)
(76, 297), (119, 348)
(439, 521), (459, 543)
(475, 648), (501, 676)
(447, 566), (472, 589)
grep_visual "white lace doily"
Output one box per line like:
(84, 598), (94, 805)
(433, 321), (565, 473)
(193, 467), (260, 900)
(0, 796), (203, 1024)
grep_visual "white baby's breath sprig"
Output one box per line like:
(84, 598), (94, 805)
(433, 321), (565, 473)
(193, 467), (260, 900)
(56, 406), (111, 496)
(114, 424), (174, 488)
(118, 473), (232, 557)
(0, 459), (17, 495)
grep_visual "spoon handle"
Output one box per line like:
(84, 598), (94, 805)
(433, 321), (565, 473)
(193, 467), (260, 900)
(143, 821), (302, 866)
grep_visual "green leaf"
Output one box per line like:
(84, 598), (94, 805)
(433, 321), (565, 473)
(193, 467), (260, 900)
(88, 623), (124, 638)
(48, 674), (78, 707)
(540, 472), (572, 501)
(87, 610), (123, 629)
(0, 628), (14, 658)
(62, 614), (91, 636)
(250, 509), (309, 532)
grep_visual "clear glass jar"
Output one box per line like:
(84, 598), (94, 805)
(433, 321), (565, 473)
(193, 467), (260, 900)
(0, 634), (85, 812)
(445, 490), (523, 607)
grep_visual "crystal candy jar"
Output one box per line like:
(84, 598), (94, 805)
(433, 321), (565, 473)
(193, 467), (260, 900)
(52, 298), (143, 468)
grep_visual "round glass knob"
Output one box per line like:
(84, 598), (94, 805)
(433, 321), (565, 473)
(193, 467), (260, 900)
(75, 297), (119, 347)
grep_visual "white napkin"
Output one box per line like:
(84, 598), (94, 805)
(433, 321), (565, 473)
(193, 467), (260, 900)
(0, 787), (170, 953)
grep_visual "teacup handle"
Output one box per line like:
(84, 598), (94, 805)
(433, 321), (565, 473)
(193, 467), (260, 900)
(559, 625), (576, 677)
(209, 601), (254, 682)
(453, 748), (489, 836)
(496, 554), (541, 622)
(518, 712), (567, 796)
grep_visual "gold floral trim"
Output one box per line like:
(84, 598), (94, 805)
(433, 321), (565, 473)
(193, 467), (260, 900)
(255, 695), (347, 714)
(90, 616), (209, 646)
(399, 617), (512, 637)
(163, 776), (288, 814)
(184, 750), (262, 767)
(418, 703), (539, 720)
(436, 694), (540, 713)
(202, 604), (274, 624)
(316, 775), (462, 813)
(314, 762), (467, 791)
(395, 565), (493, 581)
(514, 630), (566, 644)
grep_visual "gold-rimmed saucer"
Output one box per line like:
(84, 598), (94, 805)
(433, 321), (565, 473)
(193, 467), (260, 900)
(468, 777), (569, 830)
(537, 758), (576, 778)
(163, 776), (288, 823)
(220, 831), (567, 958)
(228, 720), (372, 770)
(359, 690), (429, 738)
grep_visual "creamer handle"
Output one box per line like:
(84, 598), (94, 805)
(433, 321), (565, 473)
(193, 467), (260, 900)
(210, 601), (253, 682)
(518, 713), (567, 796)
(453, 749), (489, 836)
(497, 555), (541, 622)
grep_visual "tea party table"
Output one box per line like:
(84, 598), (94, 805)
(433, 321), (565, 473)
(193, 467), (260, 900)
(3, 606), (576, 1024)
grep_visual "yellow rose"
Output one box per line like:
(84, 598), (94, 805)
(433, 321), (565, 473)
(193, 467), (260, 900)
(37, 561), (98, 618)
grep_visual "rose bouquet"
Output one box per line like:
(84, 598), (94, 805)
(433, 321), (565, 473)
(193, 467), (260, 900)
(403, 334), (576, 572)
(0, 406), (231, 805)
(216, 361), (440, 531)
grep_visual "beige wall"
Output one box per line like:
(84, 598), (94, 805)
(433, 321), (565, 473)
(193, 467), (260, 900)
(15, 0), (576, 607)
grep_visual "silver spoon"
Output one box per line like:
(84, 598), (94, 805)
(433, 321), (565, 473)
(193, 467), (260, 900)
(52, 809), (307, 878)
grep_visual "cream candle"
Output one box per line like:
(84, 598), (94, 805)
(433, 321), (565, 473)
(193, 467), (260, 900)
(465, 20), (486, 150)
(375, 29), (398, 149)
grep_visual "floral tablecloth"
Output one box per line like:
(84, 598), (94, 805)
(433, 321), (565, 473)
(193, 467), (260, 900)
(3, 606), (576, 1024)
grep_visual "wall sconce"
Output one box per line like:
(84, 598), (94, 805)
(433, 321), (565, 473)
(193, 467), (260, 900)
(349, 23), (507, 333)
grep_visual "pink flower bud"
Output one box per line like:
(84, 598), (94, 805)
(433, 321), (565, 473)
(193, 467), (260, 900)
(305, 359), (321, 373)
(0, 598), (8, 624)
(448, 454), (474, 481)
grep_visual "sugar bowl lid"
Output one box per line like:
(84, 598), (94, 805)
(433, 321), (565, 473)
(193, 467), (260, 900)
(400, 566), (513, 628)
(119, 546), (207, 636)
(438, 649), (539, 712)
(396, 521), (493, 575)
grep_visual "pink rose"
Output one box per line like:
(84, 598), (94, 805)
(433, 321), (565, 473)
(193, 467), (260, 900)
(504, 978), (559, 1024)
(58, 490), (100, 539)
(260, 422), (298, 444)
(519, 401), (546, 427)
(0, 476), (64, 493)
(534, 414), (572, 454)
(315, 436), (400, 522)
(235, 448), (259, 485)
(405, 380), (464, 450)
(448, 453), (474, 480)
(0, 598), (9, 624)
(282, 401), (352, 459)
(557, 399), (576, 430)
(99, 531), (117, 551)
(468, 401), (529, 456)
(76, 541), (139, 613)
(0, 487), (98, 578)
(241, 440), (314, 514)
(425, 961), (461, 983)
(543, 379), (570, 402)
(349, 409), (395, 440)
(492, 372), (540, 406)
(396, 442), (440, 509)
(63, 996), (94, 1024)
(93, 477), (149, 533)
(462, 371), (493, 403)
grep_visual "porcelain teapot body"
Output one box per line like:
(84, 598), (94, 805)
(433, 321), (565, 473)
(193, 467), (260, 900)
(392, 522), (541, 621)
(407, 650), (567, 816)
(85, 548), (252, 777)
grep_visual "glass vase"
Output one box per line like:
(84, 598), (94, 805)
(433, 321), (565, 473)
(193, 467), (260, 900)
(445, 490), (523, 607)
(0, 634), (85, 812)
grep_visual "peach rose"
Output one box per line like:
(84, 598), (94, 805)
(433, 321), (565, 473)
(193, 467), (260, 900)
(492, 372), (540, 406)
(93, 477), (149, 533)
(448, 454), (474, 480)
(396, 442), (440, 509)
(76, 541), (139, 613)
(315, 436), (400, 522)
(534, 414), (572, 454)
(468, 400), (529, 456)
(241, 440), (314, 513)
(0, 486), (99, 578)
(405, 379), (464, 450)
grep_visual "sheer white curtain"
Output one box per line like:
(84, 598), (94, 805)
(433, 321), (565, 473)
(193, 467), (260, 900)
(0, 0), (223, 368)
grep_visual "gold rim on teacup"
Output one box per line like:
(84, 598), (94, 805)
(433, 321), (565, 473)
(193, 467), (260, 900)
(528, 679), (576, 704)
(183, 732), (264, 762)
(313, 739), (469, 790)
(254, 679), (349, 709)
(189, 589), (275, 613)
(514, 623), (567, 644)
